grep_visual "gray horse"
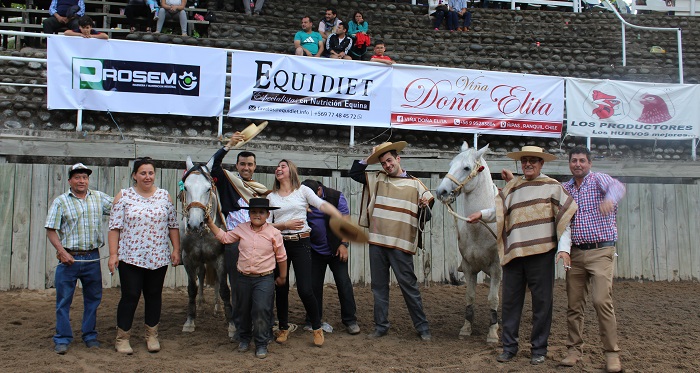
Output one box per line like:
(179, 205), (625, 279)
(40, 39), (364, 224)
(436, 142), (501, 343)
(180, 156), (235, 340)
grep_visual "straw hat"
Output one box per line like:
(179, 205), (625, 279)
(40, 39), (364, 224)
(232, 121), (269, 149)
(329, 217), (369, 243)
(366, 141), (407, 165)
(506, 146), (557, 162)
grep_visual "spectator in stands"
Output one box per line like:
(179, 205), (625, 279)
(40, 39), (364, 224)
(244, 0), (264, 16)
(429, 0), (452, 31)
(156, 0), (188, 36)
(43, 0), (84, 35)
(64, 15), (109, 39)
(370, 41), (394, 65)
(125, 0), (154, 32)
(318, 8), (341, 42)
(347, 11), (369, 60)
(347, 11), (368, 38)
(294, 16), (324, 57)
(449, 0), (472, 31)
(147, 0), (160, 21)
(323, 22), (353, 60)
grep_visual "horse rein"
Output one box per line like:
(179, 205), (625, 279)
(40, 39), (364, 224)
(441, 159), (498, 239)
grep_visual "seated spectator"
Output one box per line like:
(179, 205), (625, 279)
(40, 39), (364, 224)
(43, 0), (84, 35)
(156, 0), (188, 36)
(370, 41), (394, 65)
(449, 0), (472, 31)
(64, 15), (109, 39)
(429, 0), (457, 31)
(147, 0), (160, 20)
(318, 8), (341, 42)
(295, 15), (324, 57)
(125, 0), (154, 32)
(244, 0), (265, 16)
(347, 11), (368, 38)
(323, 22), (352, 60)
(347, 11), (369, 60)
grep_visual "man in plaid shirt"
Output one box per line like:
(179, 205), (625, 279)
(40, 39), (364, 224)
(45, 163), (112, 355)
(559, 147), (625, 373)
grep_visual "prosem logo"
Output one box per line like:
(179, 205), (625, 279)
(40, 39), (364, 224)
(72, 58), (200, 96)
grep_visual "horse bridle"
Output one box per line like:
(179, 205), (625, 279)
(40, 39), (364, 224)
(179, 164), (217, 226)
(444, 159), (485, 197)
(441, 158), (497, 239)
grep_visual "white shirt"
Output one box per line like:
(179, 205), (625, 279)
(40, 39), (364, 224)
(267, 185), (326, 234)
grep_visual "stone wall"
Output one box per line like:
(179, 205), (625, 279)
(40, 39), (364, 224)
(1, 0), (699, 164)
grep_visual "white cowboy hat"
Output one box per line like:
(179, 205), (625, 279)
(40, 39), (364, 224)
(366, 141), (408, 165)
(232, 121), (269, 149)
(507, 146), (557, 162)
(329, 217), (369, 243)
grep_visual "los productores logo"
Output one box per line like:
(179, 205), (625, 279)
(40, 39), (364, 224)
(72, 57), (200, 96)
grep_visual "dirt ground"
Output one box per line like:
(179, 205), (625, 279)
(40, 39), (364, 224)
(1, 280), (698, 372)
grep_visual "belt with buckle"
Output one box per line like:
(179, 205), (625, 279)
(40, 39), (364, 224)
(282, 232), (311, 241)
(66, 248), (98, 256)
(573, 241), (616, 250)
(238, 270), (274, 277)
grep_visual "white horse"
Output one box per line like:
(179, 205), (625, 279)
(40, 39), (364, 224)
(436, 142), (501, 343)
(179, 156), (235, 340)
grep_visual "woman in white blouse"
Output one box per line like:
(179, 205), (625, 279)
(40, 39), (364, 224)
(108, 157), (180, 355)
(267, 159), (342, 347)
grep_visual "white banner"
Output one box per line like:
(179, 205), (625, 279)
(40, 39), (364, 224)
(390, 66), (565, 137)
(47, 36), (226, 116)
(227, 51), (392, 128)
(566, 78), (700, 140)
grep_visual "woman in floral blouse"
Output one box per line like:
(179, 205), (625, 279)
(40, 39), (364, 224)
(108, 157), (180, 354)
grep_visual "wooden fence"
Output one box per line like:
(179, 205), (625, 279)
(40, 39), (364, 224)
(1, 162), (699, 290)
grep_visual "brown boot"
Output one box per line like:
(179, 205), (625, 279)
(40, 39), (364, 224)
(145, 324), (161, 352)
(313, 328), (324, 347)
(605, 352), (622, 373)
(560, 348), (581, 366)
(115, 327), (133, 354)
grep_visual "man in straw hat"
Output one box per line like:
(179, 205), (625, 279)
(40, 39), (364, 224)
(467, 146), (577, 365)
(301, 179), (360, 335)
(349, 141), (434, 341)
(45, 163), (113, 354)
(210, 123), (269, 341)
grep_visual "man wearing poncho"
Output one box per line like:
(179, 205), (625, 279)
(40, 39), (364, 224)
(468, 146), (577, 366)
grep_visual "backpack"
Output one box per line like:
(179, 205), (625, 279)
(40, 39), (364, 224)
(204, 11), (217, 22)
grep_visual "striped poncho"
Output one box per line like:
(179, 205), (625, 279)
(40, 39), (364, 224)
(496, 174), (577, 266)
(358, 172), (433, 254)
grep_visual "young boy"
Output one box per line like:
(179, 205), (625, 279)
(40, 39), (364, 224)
(64, 16), (109, 39)
(370, 40), (394, 65)
(206, 198), (287, 359)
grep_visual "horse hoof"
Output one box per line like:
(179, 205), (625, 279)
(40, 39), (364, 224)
(182, 323), (196, 333)
(487, 337), (499, 343)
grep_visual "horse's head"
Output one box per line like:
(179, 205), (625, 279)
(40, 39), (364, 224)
(436, 142), (490, 204)
(182, 156), (217, 232)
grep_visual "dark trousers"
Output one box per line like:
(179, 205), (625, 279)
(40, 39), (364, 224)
(42, 16), (78, 34)
(369, 244), (429, 334)
(309, 250), (357, 326)
(275, 238), (321, 330)
(224, 243), (241, 329)
(433, 10), (459, 30)
(116, 261), (168, 330)
(501, 249), (556, 356)
(124, 4), (152, 30)
(237, 273), (274, 347)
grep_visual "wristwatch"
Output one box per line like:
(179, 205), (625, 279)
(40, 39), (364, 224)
(341, 242), (350, 248)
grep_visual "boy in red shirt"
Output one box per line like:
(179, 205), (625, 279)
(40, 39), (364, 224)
(370, 41), (394, 65)
(207, 198), (287, 359)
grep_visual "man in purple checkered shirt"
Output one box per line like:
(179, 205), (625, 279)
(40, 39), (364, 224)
(559, 146), (625, 373)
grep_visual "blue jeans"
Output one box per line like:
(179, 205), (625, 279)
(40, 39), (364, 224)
(309, 250), (357, 326)
(237, 273), (274, 347)
(54, 250), (103, 345)
(369, 244), (429, 334)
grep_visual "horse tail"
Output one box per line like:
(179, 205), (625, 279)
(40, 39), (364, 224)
(205, 263), (217, 287)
